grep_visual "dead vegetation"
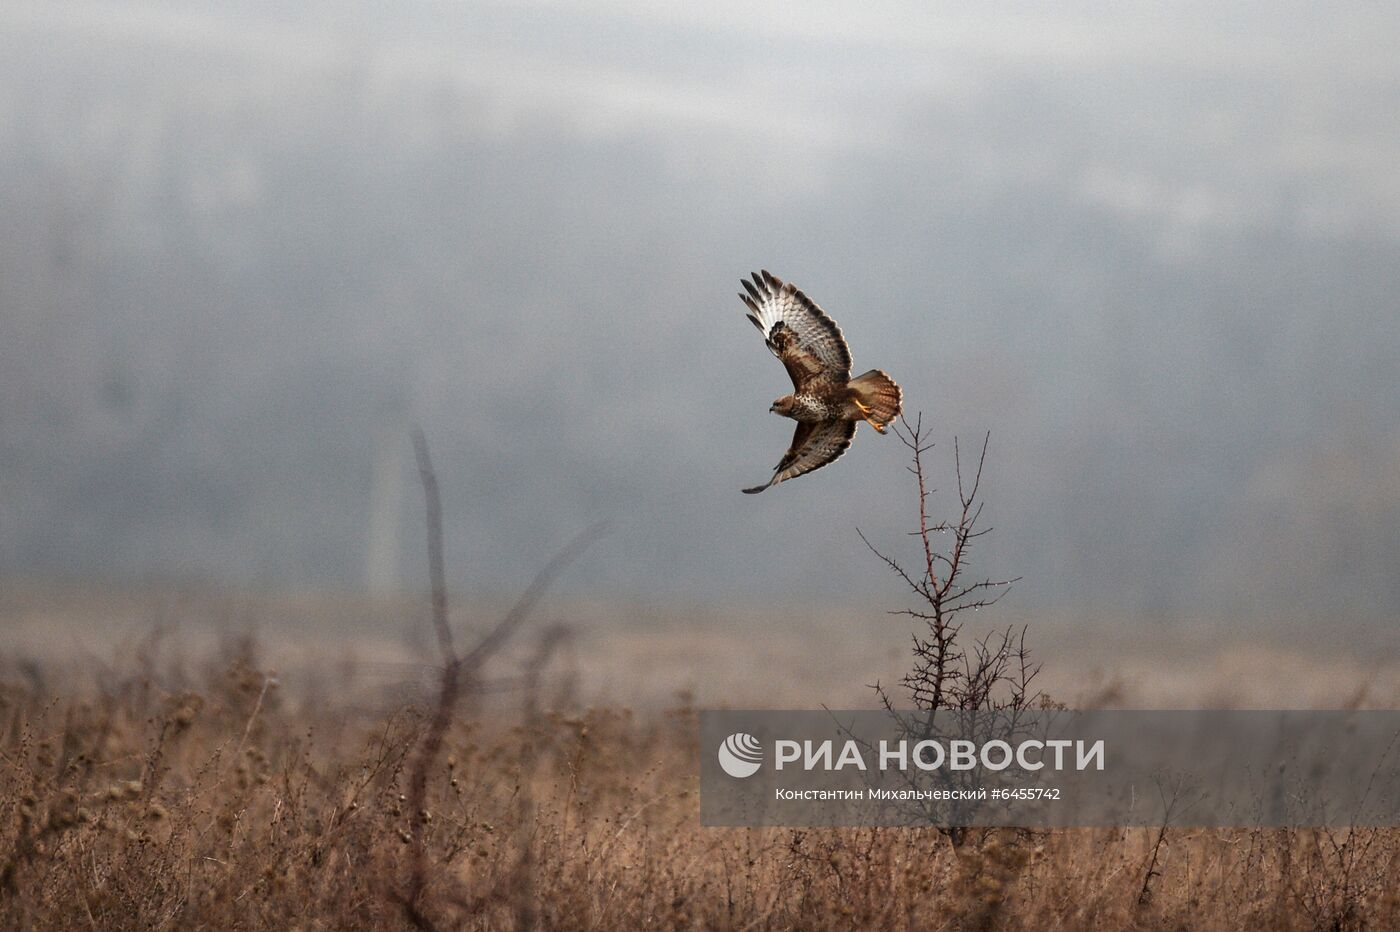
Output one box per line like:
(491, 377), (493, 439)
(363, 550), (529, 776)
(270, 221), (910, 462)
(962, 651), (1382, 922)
(2, 430), (1397, 928)
(1, 644), (1399, 929)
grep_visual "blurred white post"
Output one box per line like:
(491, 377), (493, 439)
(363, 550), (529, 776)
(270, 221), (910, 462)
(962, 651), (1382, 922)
(366, 421), (403, 596)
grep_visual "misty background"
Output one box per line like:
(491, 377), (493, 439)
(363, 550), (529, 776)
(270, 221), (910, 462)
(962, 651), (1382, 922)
(2, 1), (1398, 629)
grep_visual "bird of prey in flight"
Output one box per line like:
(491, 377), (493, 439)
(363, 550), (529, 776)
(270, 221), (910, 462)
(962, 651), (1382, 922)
(738, 270), (902, 494)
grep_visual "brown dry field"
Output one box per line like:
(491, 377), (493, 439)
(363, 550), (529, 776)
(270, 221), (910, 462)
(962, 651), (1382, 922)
(3, 584), (1400, 929)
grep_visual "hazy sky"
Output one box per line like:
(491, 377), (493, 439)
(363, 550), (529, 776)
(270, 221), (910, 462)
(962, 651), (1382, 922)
(2, 1), (1398, 624)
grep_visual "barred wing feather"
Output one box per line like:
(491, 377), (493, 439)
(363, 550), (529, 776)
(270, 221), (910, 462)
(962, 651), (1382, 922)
(739, 269), (852, 390)
(742, 419), (857, 494)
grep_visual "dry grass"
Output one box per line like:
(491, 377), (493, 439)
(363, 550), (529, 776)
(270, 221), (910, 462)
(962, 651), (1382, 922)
(1, 634), (1398, 930)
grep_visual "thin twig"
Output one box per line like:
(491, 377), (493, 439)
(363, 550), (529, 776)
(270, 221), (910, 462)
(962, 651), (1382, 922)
(412, 428), (454, 662)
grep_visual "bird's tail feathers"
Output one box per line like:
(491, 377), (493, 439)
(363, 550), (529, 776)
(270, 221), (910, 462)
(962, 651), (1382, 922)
(848, 370), (902, 429)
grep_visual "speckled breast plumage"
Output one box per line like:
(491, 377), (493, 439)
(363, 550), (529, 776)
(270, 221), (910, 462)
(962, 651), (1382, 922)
(791, 393), (836, 423)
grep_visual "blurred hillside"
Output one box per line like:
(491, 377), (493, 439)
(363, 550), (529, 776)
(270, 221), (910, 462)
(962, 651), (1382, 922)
(2, 2), (1398, 625)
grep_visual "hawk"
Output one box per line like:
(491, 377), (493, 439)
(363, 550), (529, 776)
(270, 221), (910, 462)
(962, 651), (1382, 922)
(739, 270), (902, 494)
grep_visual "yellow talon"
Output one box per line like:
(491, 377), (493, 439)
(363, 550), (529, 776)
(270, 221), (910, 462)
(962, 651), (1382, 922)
(852, 399), (886, 433)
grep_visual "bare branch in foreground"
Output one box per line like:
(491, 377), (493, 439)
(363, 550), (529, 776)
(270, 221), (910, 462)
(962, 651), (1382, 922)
(401, 428), (604, 929)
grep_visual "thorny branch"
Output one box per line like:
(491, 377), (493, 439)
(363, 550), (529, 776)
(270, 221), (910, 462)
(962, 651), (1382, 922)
(860, 414), (1032, 715)
(856, 414), (1041, 846)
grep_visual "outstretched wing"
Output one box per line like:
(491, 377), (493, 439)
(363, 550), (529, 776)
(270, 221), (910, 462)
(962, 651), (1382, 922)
(743, 419), (857, 494)
(739, 270), (852, 390)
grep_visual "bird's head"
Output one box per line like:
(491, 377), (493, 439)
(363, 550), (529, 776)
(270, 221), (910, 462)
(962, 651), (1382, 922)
(770, 395), (796, 417)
